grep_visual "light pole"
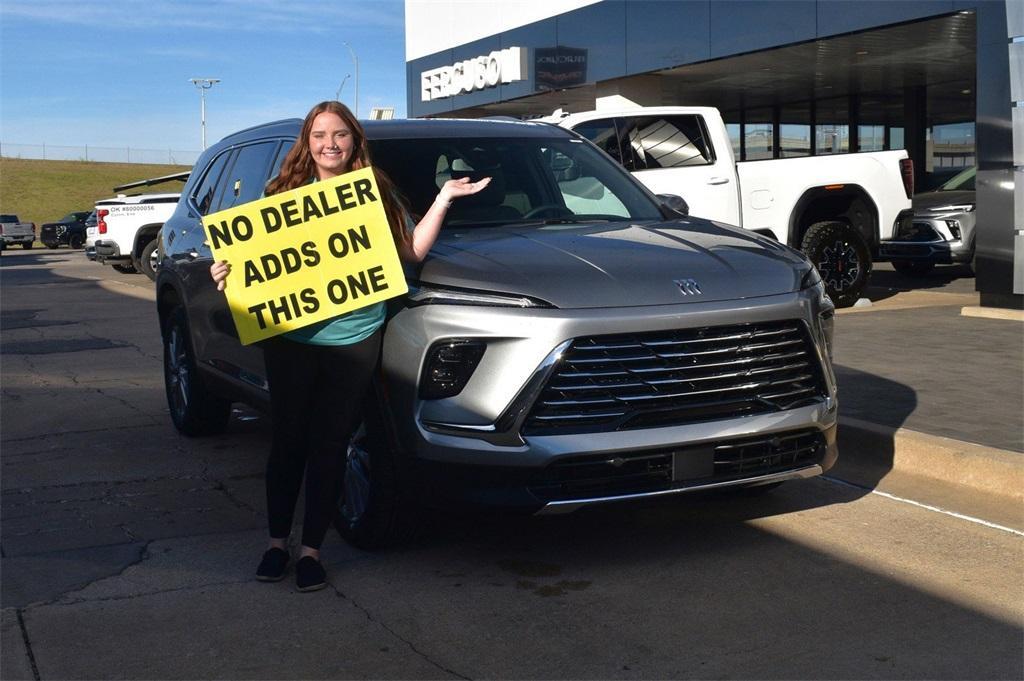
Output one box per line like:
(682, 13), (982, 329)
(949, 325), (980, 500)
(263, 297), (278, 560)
(342, 42), (359, 117)
(335, 73), (351, 102)
(189, 77), (220, 149)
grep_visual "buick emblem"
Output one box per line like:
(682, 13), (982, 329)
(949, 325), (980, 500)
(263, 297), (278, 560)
(674, 278), (702, 296)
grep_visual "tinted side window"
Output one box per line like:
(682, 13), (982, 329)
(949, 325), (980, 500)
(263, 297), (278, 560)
(573, 119), (628, 167)
(269, 141), (295, 181)
(622, 115), (715, 169)
(219, 142), (279, 211)
(191, 151), (232, 216)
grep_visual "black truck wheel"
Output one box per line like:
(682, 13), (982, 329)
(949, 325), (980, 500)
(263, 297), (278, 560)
(163, 307), (231, 436)
(137, 239), (158, 281)
(69, 233), (85, 250)
(801, 221), (871, 308)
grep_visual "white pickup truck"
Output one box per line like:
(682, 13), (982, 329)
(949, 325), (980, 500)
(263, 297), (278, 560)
(548, 107), (915, 306)
(85, 171), (188, 281)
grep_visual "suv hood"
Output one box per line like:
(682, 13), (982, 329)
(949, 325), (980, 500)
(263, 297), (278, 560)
(914, 189), (974, 213)
(416, 218), (811, 308)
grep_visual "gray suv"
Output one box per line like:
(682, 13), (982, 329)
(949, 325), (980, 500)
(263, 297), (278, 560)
(157, 118), (838, 548)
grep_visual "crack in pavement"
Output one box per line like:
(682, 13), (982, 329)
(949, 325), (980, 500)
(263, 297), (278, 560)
(54, 578), (255, 607)
(327, 582), (472, 680)
(16, 609), (42, 681)
(211, 480), (261, 515)
(24, 541), (154, 609)
(2, 423), (156, 445)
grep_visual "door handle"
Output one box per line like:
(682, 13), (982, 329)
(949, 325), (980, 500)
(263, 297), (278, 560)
(707, 177), (730, 185)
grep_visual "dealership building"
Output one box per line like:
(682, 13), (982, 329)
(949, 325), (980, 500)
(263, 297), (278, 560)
(405, 0), (1022, 308)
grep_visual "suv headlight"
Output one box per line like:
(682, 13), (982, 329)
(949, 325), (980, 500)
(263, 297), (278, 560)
(407, 282), (553, 308)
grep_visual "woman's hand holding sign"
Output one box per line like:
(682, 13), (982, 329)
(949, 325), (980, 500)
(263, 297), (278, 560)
(211, 260), (231, 291)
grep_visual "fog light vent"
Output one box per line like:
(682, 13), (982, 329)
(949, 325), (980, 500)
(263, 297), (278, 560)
(419, 340), (486, 400)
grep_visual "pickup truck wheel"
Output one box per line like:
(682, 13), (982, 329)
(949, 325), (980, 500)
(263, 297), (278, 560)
(112, 263), (137, 274)
(45, 243), (59, 250)
(21, 242), (33, 249)
(69, 233), (85, 250)
(801, 221), (871, 308)
(137, 240), (158, 281)
(892, 260), (935, 277)
(163, 307), (231, 436)
(334, 399), (415, 550)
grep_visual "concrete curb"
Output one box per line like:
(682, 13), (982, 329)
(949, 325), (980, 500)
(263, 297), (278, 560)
(961, 305), (1024, 322)
(837, 417), (1024, 503)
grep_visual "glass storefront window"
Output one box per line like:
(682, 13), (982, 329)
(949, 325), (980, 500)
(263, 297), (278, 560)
(930, 121), (975, 169)
(744, 108), (773, 160)
(779, 102), (810, 157)
(816, 125), (848, 155)
(890, 127), (905, 151)
(859, 125), (884, 152)
(815, 97), (848, 155)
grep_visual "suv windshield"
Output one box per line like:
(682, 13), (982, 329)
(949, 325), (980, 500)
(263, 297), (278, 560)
(369, 136), (664, 227)
(938, 166), (975, 191)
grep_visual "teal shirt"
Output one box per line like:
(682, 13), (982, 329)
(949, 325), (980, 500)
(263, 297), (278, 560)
(282, 301), (385, 346)
(280, 178), (410, 346)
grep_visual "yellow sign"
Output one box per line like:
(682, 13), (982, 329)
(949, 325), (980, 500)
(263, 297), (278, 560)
(202, 166), (407, 345)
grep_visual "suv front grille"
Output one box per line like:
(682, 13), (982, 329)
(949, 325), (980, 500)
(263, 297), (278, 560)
(523, 321), (827, 435)
(526, 429), (826, 502)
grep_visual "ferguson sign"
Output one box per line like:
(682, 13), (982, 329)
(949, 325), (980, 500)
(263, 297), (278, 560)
(420, 47), (527, 102)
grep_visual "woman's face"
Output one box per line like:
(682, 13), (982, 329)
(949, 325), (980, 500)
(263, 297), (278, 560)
(308, 111), (355, 179)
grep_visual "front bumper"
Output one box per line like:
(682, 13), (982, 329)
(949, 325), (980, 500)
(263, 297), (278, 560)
(384, 287), (838, 512)
(879, 212), (975, 264)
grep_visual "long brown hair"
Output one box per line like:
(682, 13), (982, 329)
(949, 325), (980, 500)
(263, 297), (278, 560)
(267, 101), (410, 248)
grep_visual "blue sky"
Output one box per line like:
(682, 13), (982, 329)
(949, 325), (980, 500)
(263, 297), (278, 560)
(0, 0), (409, 154)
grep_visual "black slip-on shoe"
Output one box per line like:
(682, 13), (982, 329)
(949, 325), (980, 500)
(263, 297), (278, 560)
(295, 556), (327, 592)
(256, 547), (290, 582)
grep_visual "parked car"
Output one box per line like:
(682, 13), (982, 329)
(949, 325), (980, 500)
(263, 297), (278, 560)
(40, 210), (92, 249)
(0, 214), (36, 250)
(157, 117), (839, 548)
(879, 166), (976, 275)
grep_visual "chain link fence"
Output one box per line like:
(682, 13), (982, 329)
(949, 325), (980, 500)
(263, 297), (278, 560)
(0, 142), (200, 166)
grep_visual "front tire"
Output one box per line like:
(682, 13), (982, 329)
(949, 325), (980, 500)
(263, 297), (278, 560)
(137, 239), (158, 281)
(801, 221), (871, 308)
(69, 233), (85, 250)
(163, 306), (231, 436)
(334, 388), (415, 550)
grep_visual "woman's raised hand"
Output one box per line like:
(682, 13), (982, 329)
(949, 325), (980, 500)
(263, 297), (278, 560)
(438, 176), (492, 205)
(210, 260), (231, 291)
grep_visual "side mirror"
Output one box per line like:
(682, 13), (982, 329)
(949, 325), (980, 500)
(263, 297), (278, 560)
(657, 193), (689, 217)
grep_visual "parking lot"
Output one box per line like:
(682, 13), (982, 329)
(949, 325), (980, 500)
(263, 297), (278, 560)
(1, 249), (1022, 680)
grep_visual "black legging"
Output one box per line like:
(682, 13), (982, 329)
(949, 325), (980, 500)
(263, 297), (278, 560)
(261, 329), (381, 549)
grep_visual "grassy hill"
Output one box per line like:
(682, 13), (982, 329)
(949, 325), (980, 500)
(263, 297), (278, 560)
(0, 158), (191, 235)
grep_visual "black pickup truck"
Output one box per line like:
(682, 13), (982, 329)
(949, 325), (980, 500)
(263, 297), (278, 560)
(41, 211), (92, 249)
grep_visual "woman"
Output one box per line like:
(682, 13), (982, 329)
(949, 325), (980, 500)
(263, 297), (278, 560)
(211, 101), (490, 591)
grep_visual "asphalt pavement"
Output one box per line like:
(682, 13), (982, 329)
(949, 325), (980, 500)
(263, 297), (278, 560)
(1, 250), (1021, 680)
